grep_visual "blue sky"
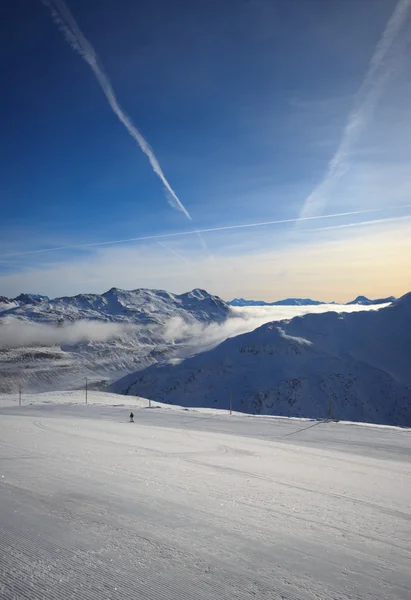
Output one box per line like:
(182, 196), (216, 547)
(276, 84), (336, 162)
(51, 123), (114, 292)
(1, 0), (411, 301)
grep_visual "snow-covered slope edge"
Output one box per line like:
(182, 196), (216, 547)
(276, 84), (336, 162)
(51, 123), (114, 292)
(111, 293), (411, 426)
(1, 391), (409, 431)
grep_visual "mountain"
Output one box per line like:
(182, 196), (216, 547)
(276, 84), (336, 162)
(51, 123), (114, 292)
(0, 288), (230, 393)
(230, 298), (268, 307)
(229, 297), (328, 307)
(13, 293), (50, 304)
(230, 296), (396, 307)
(346, 295), (395, 305)
(111, 293), (411, 426)
(272, 298), (326, 306)
(0, 296), (17, 311)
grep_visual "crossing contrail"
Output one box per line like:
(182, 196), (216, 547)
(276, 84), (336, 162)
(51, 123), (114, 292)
(156, 241), (190, 262)
(300, 0), (411, 219)
(40, 0), (191, 220)
(1, 205), (410, 259)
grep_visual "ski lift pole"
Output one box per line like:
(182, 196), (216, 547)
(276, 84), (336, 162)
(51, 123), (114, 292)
(19, 385), (22, 407)
(229, 390), (232, 416)
(85, 377), (88, 404)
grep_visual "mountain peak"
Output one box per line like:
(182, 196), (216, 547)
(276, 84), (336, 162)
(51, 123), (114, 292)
(347, 295), (395, 306)
(13, 293), (49, 304)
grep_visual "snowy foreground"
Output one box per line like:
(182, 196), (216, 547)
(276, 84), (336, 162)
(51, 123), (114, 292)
(0, 392), (410, 599)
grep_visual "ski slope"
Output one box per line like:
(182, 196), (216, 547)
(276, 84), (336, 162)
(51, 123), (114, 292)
(0, 392), (410, 599)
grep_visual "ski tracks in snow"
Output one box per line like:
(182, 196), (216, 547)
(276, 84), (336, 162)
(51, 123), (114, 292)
(0, 405), (410, 599)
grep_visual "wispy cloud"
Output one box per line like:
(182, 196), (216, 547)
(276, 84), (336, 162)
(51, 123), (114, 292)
(1, 204), (410, 259)
(1, 218), (410, 302)
(40, 0), (191, 220)
(300, 0), (411, 218)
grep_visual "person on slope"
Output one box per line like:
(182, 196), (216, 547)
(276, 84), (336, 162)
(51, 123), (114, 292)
(129, 411), (134, 422)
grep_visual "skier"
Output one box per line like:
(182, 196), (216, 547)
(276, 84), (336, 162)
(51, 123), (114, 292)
(129, 411), (134, 422)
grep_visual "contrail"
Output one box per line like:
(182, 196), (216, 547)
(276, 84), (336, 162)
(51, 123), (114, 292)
(302, 214), (411, 233)
(300, 0), (411, 219)
(40, 0), (191, 220)
(1, 204), (410, 259)
(195, 230), (212, 256)
(156, 241), (189, 262)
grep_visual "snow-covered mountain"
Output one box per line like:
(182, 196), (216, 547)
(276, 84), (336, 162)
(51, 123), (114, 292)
(111, 293), (411, 426)
(346, 295), (396, 305)
(229, 298), (268, 307)
(230, 296), (395, 307)
(0, 288), (230, 393)
(229, 297), (328, 307)
(13, 293), (50, 304)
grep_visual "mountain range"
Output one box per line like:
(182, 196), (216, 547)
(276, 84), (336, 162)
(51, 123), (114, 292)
(111, 293), (411, 426)
(1, 286), (407, 426)
(229, 297), (326, 306)
(0, 288), (230, 393)
(229, 295), (395, 307)
(346, 295), (396, 305)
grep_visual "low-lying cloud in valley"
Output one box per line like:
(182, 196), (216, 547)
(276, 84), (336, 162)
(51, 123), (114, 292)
(0, 303), (389, 353)
(0, 320), (137, 349)
(163, 304), (390, 353)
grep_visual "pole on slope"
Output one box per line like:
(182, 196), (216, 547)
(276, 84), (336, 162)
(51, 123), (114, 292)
(19, 385), (22, 407)
(85, 377), (88, 404)
(229, 390), (232, 416)
(328, 394), (333, 420)
(148, 380), (151, 408)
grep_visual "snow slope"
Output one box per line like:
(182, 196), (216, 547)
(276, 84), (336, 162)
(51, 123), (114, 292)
(112, 293), (411, 426)
(0, 288), (230, 393)
(0, 397), (410, 599)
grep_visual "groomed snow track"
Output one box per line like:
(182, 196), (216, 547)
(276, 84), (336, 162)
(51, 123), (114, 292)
(0, 401), (410, 599)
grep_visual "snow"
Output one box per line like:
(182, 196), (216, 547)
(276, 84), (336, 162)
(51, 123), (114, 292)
(112, 295), (411, 426)
(0, 286), (390, 396)
(229, 296), (396, 307)
(0, 287), (230, 393)
(347, 295), (396, 305)
(0, 393), (410, 599)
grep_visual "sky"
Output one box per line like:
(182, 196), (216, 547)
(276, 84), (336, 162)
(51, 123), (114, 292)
(1, 0), (411, 302)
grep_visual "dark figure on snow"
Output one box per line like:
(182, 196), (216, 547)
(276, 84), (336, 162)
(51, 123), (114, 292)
(129, 411), (134, 422)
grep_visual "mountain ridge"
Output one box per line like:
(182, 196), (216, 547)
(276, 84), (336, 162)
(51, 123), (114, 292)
(0, 287), (230, 393)
(111, 292), (411, 426)
(229, 295), (395, 307)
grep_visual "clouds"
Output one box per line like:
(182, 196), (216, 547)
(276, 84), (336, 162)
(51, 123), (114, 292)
(161, 302), (389, 355)
(2, 1), (410, 304)
(0, 297), (389, 361)
(0, 213), (410, 302)
(2, 204), (409, 259)
(0, 320), (136, 349)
